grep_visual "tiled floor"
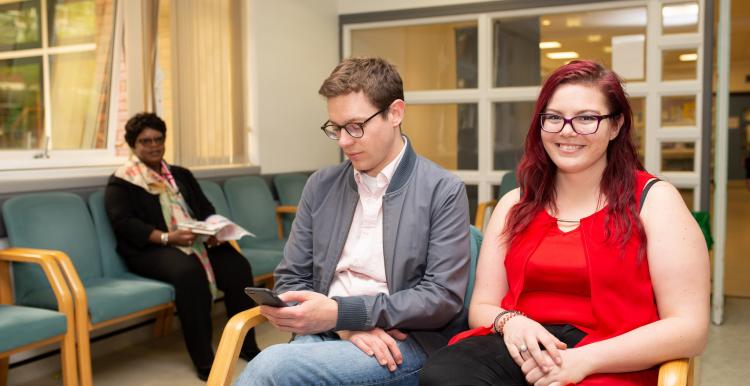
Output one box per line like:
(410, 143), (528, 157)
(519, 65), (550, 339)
(7, 297), (750, 385)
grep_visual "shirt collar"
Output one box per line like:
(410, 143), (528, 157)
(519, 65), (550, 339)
(354, 136), (408, 189)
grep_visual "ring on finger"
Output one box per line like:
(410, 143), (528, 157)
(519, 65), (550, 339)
(518, 343), (528, 353)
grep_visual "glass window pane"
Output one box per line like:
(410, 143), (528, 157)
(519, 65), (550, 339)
(403, 103), (477, 170)
(0, 57), (43, 149)
(661, 141), (695, 171)
(494, 17), (540, 87)
(466, 184), (478, 225)
(49, 51), (110, 149)
(678, 187), (694, 210)
(662, 48), (698, 81)
(538, 7), (647, 81)
(351, 21), (478, 91)
(662, 95), (696, 127)
(493, 101), (534, 170)
(630, 97), (646, 165)
(492, 184), (501, 200)
(0, 0), (41, 51)
(49, 0), (100, 46)
(662, 2), (699, 35)
(47, 0), (114, 150)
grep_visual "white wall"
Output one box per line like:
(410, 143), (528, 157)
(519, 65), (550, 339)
(248, 0), (340, 174)
(338, 0), (493, 15)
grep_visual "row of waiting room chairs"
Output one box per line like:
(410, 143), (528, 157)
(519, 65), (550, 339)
(0, 173), (308, 386)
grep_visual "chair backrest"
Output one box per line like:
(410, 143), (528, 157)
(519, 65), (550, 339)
(88, 190), (129, 277)
(3, 192), (103, 301)
(223, 176), (278, 241)
(465, 225), (483, 307)
(198, 180), (232, 218)
(273, 173), (308, 206)
(273, 173), (308, 237)
(498, 170), (518, 198)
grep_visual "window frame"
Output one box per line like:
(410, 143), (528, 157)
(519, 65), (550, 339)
(0, 0), (125, 174)
(343, 0), (706, 209)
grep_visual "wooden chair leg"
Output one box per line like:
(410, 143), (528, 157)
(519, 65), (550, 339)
(60, 333), (79, 386)
(163, 308), (174, 334)
(75, 325), (93, 386)
(0, 357), (9, 386)
(154, 307), (174, 338)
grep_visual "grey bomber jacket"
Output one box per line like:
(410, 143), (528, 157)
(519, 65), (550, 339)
(274, 139), (470, 354)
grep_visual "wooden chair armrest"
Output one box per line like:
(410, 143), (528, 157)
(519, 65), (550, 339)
(0, 248), (74, 318)
(658, 358), (693, 386)
(274, 205), (297, 239)
(275, 205), (297, 214)
(474, 200), (498, 232)
(7, 248), (90, 330)
(207, 307), (268, 386)
(228, 240), (242, 254)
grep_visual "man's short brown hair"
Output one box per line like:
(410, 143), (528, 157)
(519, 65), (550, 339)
(318, 57), (404, 112)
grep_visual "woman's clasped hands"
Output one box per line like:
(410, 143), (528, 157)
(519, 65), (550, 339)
(502, 315), (591, 386)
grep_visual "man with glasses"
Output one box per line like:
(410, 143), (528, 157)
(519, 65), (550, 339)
(236, 57), (470, 385)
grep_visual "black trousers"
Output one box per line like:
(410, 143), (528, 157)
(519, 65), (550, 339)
(420, 324), (586, 386)
(124, 242), (258, 370)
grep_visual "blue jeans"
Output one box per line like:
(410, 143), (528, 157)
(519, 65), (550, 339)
(234, 332), (427, 386)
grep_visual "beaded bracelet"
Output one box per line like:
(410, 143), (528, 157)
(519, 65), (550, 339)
(492, 310), (525, 335)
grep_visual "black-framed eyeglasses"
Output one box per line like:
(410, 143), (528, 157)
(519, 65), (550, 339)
(320, 108), (387, 140)
(136, 135), (165, 146)
(539, 113), (619, 135)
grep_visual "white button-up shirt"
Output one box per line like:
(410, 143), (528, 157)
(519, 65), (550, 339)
(328, 138), (408, 298)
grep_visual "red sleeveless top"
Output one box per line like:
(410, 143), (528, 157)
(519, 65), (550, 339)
(517, 226), (596, 331)
(451, 170), (659, 385)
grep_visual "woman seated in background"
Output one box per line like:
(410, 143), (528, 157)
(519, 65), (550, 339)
(420, 60), (709, 386)
(105, 112), (260, 381)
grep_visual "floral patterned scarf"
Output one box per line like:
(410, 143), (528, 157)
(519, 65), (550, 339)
(115, 158), (218, 299)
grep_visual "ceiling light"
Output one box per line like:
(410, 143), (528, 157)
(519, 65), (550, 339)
(603, 46), (612, 53)
(587, 34), (602, 43)
(662, 3), (699, 27)
(541, 19), (551, 27)
(546, 52), (579, 60)
(679, 53), (698, 62)
(539, 41), (561, 49)
(566, 17), (581, 28)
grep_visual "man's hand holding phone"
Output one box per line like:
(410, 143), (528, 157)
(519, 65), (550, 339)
(259, 290), (339, 335)
(244, 287), (289, 308)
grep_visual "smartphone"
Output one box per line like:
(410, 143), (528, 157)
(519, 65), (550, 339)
(244, 287), (289, 307)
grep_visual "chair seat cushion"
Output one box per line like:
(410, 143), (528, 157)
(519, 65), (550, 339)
(0, 305), (67, 353)
(19, 275), (174, 325)
(240, 247), (284, 277)
(239, 237), (287, 251)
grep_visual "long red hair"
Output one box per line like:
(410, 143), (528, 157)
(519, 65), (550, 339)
(504, 60), (646, 257)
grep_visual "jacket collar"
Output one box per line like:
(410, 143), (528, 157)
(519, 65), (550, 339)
(346, 135), (416, 194)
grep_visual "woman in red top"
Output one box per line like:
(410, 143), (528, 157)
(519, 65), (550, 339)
(420, 60), (709, 385)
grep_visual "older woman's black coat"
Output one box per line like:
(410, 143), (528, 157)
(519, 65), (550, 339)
(105, 165), (215, 259)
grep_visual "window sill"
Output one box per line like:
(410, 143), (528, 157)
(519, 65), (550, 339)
(0, 163), (260, 195)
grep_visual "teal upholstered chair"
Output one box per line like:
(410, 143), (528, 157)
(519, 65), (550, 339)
(475, 170), (518, 231)
(272, 173), (309, 237)
(0, 249), (78, 386)
(464, 225), (484, 307)
(197, 180), (233, 218)
(223, 176), (287, 285)
(198, 179), (274, 287)
(2, 192), (175, 386)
